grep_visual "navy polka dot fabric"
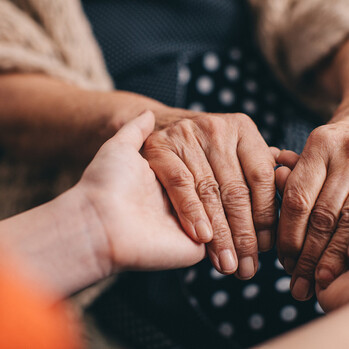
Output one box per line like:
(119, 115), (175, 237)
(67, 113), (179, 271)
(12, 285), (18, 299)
(178, 44), (324, 347)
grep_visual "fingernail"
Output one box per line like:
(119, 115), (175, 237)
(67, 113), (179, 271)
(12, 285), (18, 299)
(219, 250), (237, 274)
(316, 268), (335, 290)
(195, 221), (212, 242)
(292, 277), (310, 300)
(238, 256), (255, 279)
(258, 230), (272, 251)
(284, 258), (296, 274)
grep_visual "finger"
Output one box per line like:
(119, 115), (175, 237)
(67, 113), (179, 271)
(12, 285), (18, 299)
(145, 148), (213, 244)
(275, 166), (291, 194)
(179, 143), (239, 275)
(276, 150), (300, 170)
(289, 169), (349, 301)
(238, 129), (277, 253)
(315, 195), (349, 291)
(114, 110), (155, 150)
(205, 148), (257, 279)
(316, 270), (349, 313)
(278, 148), (327, 270)
(270, 146), (281, 161)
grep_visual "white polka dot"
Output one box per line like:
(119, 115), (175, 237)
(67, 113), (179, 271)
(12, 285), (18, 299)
(280, 305), (298, 322)
(274, 258), (284, 270)
(243, 100), (257, 114)
(212, 290), (229, 307)
(315, 301), (325, 314)
(275, 276), (291, 293)
(218, 322), (235, 338)
(203, 52), (220, 72)
(225, 65), (240, 81)
(229, 48), (242, 60)
(188, 102), (205, 112)
(184, 269), (197, 284)
(242, 284), (260, 300)
(178, 66), (191, 85)
(189, 297), (199, 307)
(264, 112), (277, 125)
(210, 267), (226, 280)
(196, 76), (214, 95)
(249, 314), (264, 330)
(245, 80), (258, 93)
(219, 88), (235, 106)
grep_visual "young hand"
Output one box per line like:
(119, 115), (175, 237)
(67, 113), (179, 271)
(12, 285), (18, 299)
(77, 110), (205, 272)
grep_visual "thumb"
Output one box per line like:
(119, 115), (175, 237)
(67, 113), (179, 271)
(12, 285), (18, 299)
(275, 166), (292, 195)
(112, 110), (155, 150)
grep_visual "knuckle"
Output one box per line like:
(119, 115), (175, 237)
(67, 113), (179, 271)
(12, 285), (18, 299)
(309, 125), (328, 142)
(325, 238), (348, 259)
(179, 198), (203, 219)
(296, 253), (318, 278)
(249, 166), (275, 184)
(234, 112), (253, 126)
(309, 206), (336, 236)
(234, 235), (257, 254)
(283, 187), (311, 216)
(308, 125), (337, 147)
(253, 204), (276, 228)
(143, 131), (162, 151)
(167, 167), (193, 188)
(196, 178), (221, 204)
(220, 181), (250, 203)
(339, 206), (349, 226)
(211, 221), (231, 240)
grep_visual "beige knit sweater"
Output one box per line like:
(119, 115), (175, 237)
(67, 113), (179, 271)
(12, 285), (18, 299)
(1, 0), (349, 112)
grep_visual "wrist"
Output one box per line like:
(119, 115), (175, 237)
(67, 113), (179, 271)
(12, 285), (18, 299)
(0, 187), (112, 297)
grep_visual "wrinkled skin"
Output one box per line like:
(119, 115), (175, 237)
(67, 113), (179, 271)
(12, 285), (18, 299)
(143, 112), (277, 279)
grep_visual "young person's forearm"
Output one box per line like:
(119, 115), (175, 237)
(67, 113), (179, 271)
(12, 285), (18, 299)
(0, 73), (168, 162)
(255, 304), (349, 348)
(0, 187), (111, 298)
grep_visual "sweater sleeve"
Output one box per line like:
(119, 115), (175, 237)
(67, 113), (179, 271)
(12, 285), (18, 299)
(0, 0), (113, 91)
(248, 0), (349, 115)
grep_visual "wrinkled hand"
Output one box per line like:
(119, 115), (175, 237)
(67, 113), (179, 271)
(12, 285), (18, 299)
(143, 112), (277, 278)
(275, 154), (349, 312)
(274, 122), (349, 301)
(77, 111), (205, 271)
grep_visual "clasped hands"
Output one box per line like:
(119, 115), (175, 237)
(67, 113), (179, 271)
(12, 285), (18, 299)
(77, 108), (349, 314)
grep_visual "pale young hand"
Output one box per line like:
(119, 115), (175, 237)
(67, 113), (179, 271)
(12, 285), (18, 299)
(77, 110), (205, 271)
(143, 113), (277, 278)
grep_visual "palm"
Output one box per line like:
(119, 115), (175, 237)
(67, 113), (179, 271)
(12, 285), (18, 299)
(82, 144), (205, 271)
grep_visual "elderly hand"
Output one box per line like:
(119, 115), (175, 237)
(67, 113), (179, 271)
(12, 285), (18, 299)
(274, 120), (349, 301)
(276, 153), (349, 312)
(143, 112), (277, 278)
(77, 110), (205, 272)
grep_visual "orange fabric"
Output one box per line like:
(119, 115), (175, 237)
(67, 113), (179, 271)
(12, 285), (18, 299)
(0, 264), (81, 349)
